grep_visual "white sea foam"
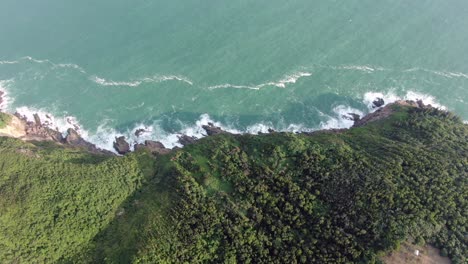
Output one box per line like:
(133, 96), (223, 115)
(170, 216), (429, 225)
(0, 60), (19, 65)
(15, 106), (84, 134)
(208, 71), (312, 90)
(14, 56), (88, 73)
(333, 65), (386, 73)
(0, 80), (14, 110)
(363, 90), (447, 111)
(90, 75), (193, 87)
(91, 76), (143, 87)
(403, 67), (468, 79)
(319, 105), (364, 129)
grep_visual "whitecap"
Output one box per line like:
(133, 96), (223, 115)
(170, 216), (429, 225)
(208, 71), (312, 90)
(0, 60), (19, 65)
(332, 65), (386, 73)
(90, 75), (193, 87)
(403, 67), (468, 79)
(91, 76), (143, 87)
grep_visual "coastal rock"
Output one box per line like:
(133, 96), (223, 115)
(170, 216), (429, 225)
(135, 128), (147, 137)
(134, 140), (170, 154)
(342, 113), (361, 122)
(178, 135), (197, 146)
(144, 140), (171, 154)
(268, 128), (276, 133)
(64, 128), (114, 155)
(133, 143), (146, 152)
(46, 129), (65, 143)
(113, 136), (131, 155)
(65, 128), (85, 145)
(33, 114), (42, 126)
(202, 122), (227, 136)
(372, 98), (385, 108)
(354, 103), (397, 127)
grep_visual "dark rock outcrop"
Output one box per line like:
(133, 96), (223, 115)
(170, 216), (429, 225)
(342, 113), (361, 122)
(22, 114), (65, 143)
(113, 136), (130, 155)
(178, 135), (197, 146)
(134, 140), (171, 154)
(65, 128), (115, 155)
(202, 122), (227, 136)
(134, 128), (147, 137)
(372, 98), (385, 108)
(65, 128), (85, 145)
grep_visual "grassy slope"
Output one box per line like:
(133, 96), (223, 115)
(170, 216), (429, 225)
(0, 105), (466, 263)
(0, 112), (12, 129)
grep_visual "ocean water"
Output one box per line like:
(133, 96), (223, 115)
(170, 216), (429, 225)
(0, 0), (467, 151)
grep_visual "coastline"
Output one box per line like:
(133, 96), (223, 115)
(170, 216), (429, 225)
(0, 97), (436, 156)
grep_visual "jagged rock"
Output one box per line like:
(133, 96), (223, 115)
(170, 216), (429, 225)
(268, 128), (275, 133)
(65, 128), (84, 145)
(33, 114), (42, 126)
(202, 123), (226, 136)
(178, 135), (197, 146)
(417, 99), (425, 108)
(64, 128), (113, 154)
(113, 136), (130, 155)
(342, 113), (361, 122)
(134, 128), (147, 137)
(372, 98), (385, 108)
(46, 129), (65, 143)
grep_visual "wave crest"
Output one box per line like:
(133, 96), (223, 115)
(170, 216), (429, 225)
(208, 71), (312, 90)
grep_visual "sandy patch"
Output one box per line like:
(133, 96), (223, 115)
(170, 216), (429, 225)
(381, 243), (451, 264)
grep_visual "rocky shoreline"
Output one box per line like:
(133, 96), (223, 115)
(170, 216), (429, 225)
(0, 96), (434, 156)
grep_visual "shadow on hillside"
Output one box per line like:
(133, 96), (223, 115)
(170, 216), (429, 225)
(65, 155), (178, 263)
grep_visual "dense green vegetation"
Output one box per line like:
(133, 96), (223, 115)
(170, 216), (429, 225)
(0, 104), (466, 263)
(0, 112), (11, 129)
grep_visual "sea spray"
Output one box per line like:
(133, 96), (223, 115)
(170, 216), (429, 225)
(0, 80), (14, 110)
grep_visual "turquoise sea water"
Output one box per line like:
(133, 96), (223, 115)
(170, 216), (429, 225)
(0, 0), (467, 150)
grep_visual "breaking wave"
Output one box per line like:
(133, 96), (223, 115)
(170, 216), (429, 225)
(208, 72), (312, 90)
(363, 90), (447, 111)
(90, 75), (194, 87)
(0, 80), (14, 110)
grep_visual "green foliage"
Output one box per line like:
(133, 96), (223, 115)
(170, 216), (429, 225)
(0, 105), (466, 263)
(0, 112), (11, 128)
(0, 138), (156, 263)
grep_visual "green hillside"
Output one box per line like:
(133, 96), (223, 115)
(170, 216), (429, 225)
(0, 104), (466, 263)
